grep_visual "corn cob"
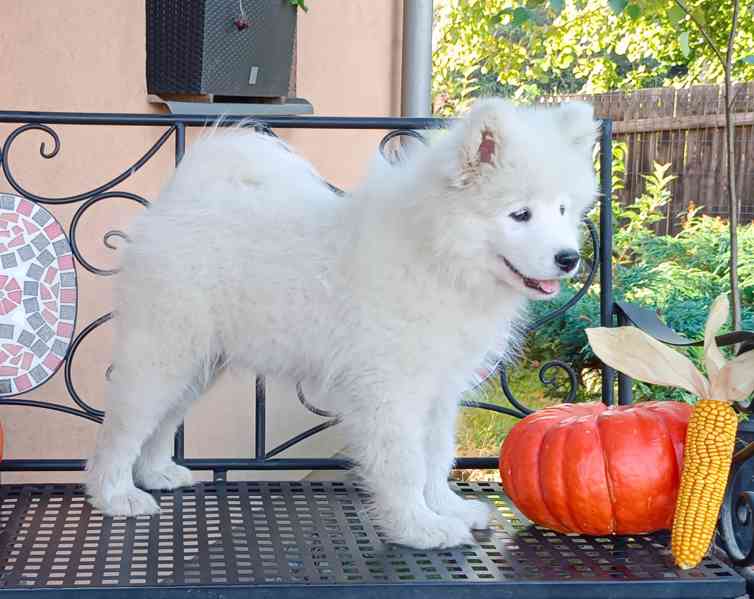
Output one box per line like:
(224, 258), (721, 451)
(671, 399), (738, 570)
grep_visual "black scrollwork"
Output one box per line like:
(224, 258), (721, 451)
(69, 191), (150, 276)
(1, 124), (176, 204)
(719, 450), (754, 566)
(63, 313), (112, 421)
(379, 129), (429, 164)
(296, 382), (337, 419)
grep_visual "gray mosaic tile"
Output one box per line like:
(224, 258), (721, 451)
(27, 264), (43, 281)
(1, 253), (17, 269)
(53, 240), (69, 256)
(31, 339), (48, 358)
(23, 298), (39, 314)
(18, 245), (35, 262)
(31, 234), (48, 252)
(0, 380), (11, 395)
(0, 324), (13, 339)
(0, 195), (16, 210)
(60, 272), (75, 288)
(18, 330), (35, 348)
(51, 339), (67, 357)
(29, 365), (47, 383)
(32, 210), (51, 227)
(23, 281), (38, 297)
(37, 249), (54, 267)
(37, 325), (54, 343)
(60, 305), (75, 320)
(26, 313), (44, 330)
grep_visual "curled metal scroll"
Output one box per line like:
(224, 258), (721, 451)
(69, 191), (150, 276)
(63, 312), (113, 420)
(459, 398), (530, 419)
(0, 397), (102, 423)
(1, 124), (176, 204)
(296, 382), (336, 419)
(378, 129), (429, 164)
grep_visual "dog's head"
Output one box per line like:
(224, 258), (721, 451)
(427, 98), (598, 300)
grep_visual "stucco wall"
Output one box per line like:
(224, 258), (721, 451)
(0, 0), (403, 482)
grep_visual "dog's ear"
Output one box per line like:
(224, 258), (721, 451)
(455, 99), (508, 185)
(557, 101), (598, 156)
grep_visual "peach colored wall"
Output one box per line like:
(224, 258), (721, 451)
(0, 0), (403, 482)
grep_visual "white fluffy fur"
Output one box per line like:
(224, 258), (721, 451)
(85, 98), (598, 549)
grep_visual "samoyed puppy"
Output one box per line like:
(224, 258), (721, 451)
(86, 98), (598, 549)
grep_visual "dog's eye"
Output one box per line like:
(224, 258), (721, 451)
(560, 204), (565, 215)
(509, 208), (531, 223)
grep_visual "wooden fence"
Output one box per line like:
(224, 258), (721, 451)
(538, 84), (754, 234)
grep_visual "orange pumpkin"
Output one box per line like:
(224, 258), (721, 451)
(499, 401), (692, 535)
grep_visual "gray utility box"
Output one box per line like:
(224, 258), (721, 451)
(146, 0), (296, 100)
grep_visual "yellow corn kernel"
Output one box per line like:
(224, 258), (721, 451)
(671, 399), (738, 570)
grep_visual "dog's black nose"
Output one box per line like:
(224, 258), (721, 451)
(554, 250), (580, 272)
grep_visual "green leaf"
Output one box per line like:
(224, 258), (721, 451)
(740, 55), (754, 64)
(608, 0), (628, 14)
(626, 3), (641, 19)
(667, 4), (685, 26)
(679, 30), (690, 57)
(550, 0), (565, 14)
(691, 7), (707, 28)
(511, 6), (531, 27)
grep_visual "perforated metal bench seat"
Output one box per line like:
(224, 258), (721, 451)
(0, 480), (744, 598)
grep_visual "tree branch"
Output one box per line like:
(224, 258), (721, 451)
(673, 0), (726, 65)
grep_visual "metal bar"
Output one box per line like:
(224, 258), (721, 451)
(454, 457), (499, 470)
(616, 308), (634, 405)
(0, 111), (445, 129)
(401, 0), (433, 117)
(255, 375), (266, 460)
(0, 456), (496, 472)
(599, 119), (615, 406)
(173, 122), (187, 463)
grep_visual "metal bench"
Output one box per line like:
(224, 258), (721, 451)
(0, 111), (750, 598)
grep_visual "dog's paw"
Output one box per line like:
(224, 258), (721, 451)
(135, 462), (193, 491)
(89, 487), (160, 517)
(426, 488), (494, 530)
(390, 514), (474, 549)
(449, 499), (494, 530)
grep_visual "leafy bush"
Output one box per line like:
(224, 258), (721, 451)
(525, 160), (754, 403)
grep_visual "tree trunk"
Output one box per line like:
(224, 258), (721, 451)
(725, 0), (741, 331)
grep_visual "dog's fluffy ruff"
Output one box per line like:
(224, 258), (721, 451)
(86, 98), (597, 549)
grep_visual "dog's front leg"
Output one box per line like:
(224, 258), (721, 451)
(343, 388), (474, 549)
(423, 393), (493, 530)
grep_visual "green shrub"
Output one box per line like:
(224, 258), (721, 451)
(526, 160), (754, 403)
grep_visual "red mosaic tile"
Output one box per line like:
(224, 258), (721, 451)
(58, 255), (74, 270)
(44, 222), (63, 239)
(14, 374), (32, 392)
(16, 200), (34, 216)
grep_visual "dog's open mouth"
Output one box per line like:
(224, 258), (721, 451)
(501, 257), (560, 296)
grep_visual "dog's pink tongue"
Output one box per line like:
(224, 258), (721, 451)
(540, 280), (560, 294)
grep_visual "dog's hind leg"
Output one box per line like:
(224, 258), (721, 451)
(132, 394), (197, 492)
(133, 358), (225, 491)
(85, 332), (201, 517)
(423, 393), (493, 530)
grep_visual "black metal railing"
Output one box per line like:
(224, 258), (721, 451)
(0, 111), (614, 477)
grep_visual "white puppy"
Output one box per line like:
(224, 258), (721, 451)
(86, 98), (598, 549)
